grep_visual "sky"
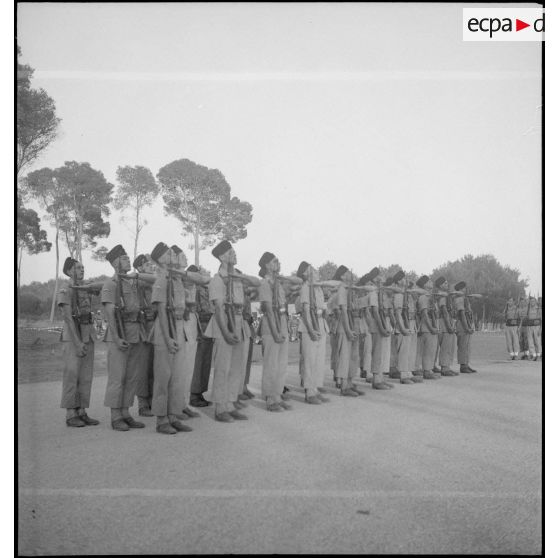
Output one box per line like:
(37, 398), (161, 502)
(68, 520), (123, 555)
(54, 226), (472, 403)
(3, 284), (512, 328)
(17, 2), (542, 290)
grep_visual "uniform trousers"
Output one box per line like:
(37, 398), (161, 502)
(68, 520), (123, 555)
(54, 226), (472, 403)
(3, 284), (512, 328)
(210, 316), (247, 413)
(152, 342), (187, 418)
(183, 316), (198, 406)
(390, 335), (398, 370)
(371, 333), (390, 375)
(361, 332), (372, 374)
(330, 331), (339, 374)
(414, 331), (423, 371)
(261, 334), (289, 404)
(104, 341), (142, 409)
(136, 341), (154, 406)
(521, 326), (539, 356)
(335, 330), (359, 381)
(236, 334), (250, 396)
(393, 334), (411, 378)
(504, 326), (520, 355)
(190, 335), (214, 395)
(243, 336), (254, 386)
(438, 332), (456, 368)
(60, 341), (94, 409)
(457, 332), (471, 365)
(300, 333), (319, 395)
(419, 332), (437, 372)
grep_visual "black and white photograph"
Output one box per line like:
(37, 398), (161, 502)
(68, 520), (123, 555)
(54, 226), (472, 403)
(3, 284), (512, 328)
(16, 2), (544, 555)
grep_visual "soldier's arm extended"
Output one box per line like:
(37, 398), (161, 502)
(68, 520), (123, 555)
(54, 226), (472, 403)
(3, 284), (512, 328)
(214, 298), (240, 345)
(155, 301), (179, 353)
(440, 304), (455, 333)
(60, 303), (87, 357)
(261, 301), (285, 343)
(301, 302), (319, 341)
(394, 306), (410, 336)
(339, 303), (356, 341)
(230, 272), (261, 288)
(421, 307), (438, 334)
(103, 302), (129, 351)
(70, 282), (104, 294)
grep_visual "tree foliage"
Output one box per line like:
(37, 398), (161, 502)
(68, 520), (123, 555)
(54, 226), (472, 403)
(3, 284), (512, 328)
(114, 165), (159, 258)
(17, 47), (61, 177)
(157, 158), (252, 265)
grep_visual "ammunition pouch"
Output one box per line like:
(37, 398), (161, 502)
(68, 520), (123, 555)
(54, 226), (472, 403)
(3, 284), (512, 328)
(75, 312), (93, 325)
(183, 303), (197, 320)
(505, 319), (519, 326)
(122, 310), (140, 323)
(522, 319), (541, 327)
(142, 307), (156, 322)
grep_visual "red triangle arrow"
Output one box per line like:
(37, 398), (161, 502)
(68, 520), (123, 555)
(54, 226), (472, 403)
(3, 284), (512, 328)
(516, 19), (530, 31)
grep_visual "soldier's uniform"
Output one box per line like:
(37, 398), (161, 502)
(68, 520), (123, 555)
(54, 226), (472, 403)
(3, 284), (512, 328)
(392, 286), (412, 381)
(503, 300), (520, 359)
(406, 285), (421, 380)
(189, 284), (214, 406)
(259, 273), (289, 407)
(102, 270), (144, 427)
(328, 295), (340, 384)
(417, 281), (438, 378)
(205, 268), (250, 415)
(150, 270), (190, 424)
(437, 285), (458, 375)
(454, 282), (476, 373)
(357, 285), (372, 379)
(58, 272), (97, 425)
(535, 299), (542, 360)
(521, 296), (541, 360)
(380, 286), (393, 378)
(239, 293), (257, 399)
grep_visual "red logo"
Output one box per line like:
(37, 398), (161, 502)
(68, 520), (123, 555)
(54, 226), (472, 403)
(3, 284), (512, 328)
(516, 19), (530, 31)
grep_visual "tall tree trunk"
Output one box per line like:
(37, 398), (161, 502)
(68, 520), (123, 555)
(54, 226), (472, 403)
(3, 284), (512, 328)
(134, 202), (140, 260)
(17, 246), (23, 319)
(194, 228), (200, 267)
(76, 217), (83, 262)
(49, 225), (60, 322)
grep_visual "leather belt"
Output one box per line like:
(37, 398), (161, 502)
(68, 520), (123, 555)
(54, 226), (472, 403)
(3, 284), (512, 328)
(505, 319), (519, 326)
(522, 319), (541, 326)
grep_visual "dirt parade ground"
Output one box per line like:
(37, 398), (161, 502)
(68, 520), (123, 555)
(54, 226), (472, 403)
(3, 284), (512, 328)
(18, 331), (541, 555)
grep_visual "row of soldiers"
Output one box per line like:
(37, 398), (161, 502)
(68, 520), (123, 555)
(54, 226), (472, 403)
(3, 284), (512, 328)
(503, 296), (543, 361)
(57, 239), (480, 434)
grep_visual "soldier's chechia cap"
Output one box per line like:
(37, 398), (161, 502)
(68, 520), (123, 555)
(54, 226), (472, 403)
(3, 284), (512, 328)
(434, 276), (446, 288)
(211, 240), (233, 259)
(258, 251), (276, 267)
(133, 254), (148, 270)
(416, 275), (429, 288)
(62, 257), (79, 276)
(384, 276), (394, 286)
(393, 270), (405, 283)
(186, 264), (199, 272)
(151, 242), (169, 262)
(333, 265), (349, 281)
(454, 281), (467, 291)
(368, 267), (380, 280)
(106, 244), (127, 263)
(171, 245), (183, 255)
(357, 273), (370, 286)
(296, 261), (310, 278)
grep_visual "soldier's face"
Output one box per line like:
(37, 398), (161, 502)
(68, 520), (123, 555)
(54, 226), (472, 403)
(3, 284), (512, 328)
(177, 252), (187, 268)
(72, 263), (85, 281)
(119, 255), (131, 272)
(222, 248), (237, 265)
(158, 249), (172, 266)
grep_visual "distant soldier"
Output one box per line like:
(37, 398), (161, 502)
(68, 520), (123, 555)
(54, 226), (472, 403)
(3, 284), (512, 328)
(391, 271), (415, 385)
(454, 281), (477, 373)
(101, 245), (145, 431)
(356, 274), (372, 381)
(57, 257), (100, 427)
(436, 277), (459, 376)
(535, 297), (542, 361)
(503, 296), (520, 360)
(188, 276), (214, 408)
(416, 275), (440, 380)
(204, 240), (251, 421)
(520, 294), (541, 361)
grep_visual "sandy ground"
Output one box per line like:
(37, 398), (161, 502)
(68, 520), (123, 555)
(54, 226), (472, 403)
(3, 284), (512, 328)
(18, 356), (541, 555)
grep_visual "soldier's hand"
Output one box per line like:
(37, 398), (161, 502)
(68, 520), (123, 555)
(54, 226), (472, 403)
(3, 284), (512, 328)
(117, 338), (129, 351)
(309, 331), (318, 342)
(347, 330), (356, 341)
(167, 339), (180, 353)
(76, 342), (87, 357)
(226, 334), (240, 345)
(275, 334), (286, 344)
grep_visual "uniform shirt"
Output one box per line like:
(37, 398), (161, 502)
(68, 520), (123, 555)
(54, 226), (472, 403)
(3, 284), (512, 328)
(504, 302), (518, 320)
(437, 295), (453, 333)
(296, 283), (329, 334)
(149, 273), (188, 345)
(204, 270), (250, 340)
(392, 292), (405, 333)
(517, 301), (528, 320)
(367, 289), (381, 333)
(527, 299), (538, 319)
(57, 285), (96, 343)
(453, 294), (469, 333)
(356, 292), (370, 335)
(417, 294), (433, 333)
(259, 276), (288, 336)
(101, 277), (141, 343)
(138, 281), (155, 338)
(196, 286), (212, 327)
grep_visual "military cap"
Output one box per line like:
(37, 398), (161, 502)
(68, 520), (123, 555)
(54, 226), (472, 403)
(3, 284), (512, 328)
(62, 257), (79, 277)
(258, 251), (276, 268)
(186, 264), (199, 272)
(106, 244), (127, 264)
(133, 254), (149, 270)
(416, 275), (429, 288)
(171, 245), (184, 255)
(357, 273), (370, 286)
(454, 281), (467, 291)
(434, 276), (447, 288)
(151, 242), (169, 263)
(296, 261), (310, 279)
(333, 265), (349, 281)
(393, 270), (405, 283)
(368, 267), (380, 280)
(211, 240), (233, 259)
(384, 276), (394, 287)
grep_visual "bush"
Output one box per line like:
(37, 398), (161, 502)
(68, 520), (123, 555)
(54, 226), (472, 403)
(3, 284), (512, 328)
(19, 293), (43, 317)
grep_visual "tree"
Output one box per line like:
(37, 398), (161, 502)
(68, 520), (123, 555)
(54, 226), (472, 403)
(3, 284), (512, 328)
(54, 161), (113, 261)
(430, 254), (528, 326)
(113, 165), (159, 259)
(17, 47), (61, 178)
(157, 158), (253, 266)
(17, 196), (51, 316)
(318, 261), (338, 281)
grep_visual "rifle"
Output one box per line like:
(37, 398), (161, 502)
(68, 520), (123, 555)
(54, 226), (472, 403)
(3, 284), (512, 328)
(427, 290), (439, 332)
(114, 268), (127, 342)
(346, 271), (355, 332)
(166, 270), (177, 340)
(225, 262), (238, 336)
(377, 284), (389, 332)
(70, 268), (83, 340)
(271, 271), (283, 332)
(308, 268), (320, 332)
(463, 288), (475, 332)
(401, 281), (411, 330)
